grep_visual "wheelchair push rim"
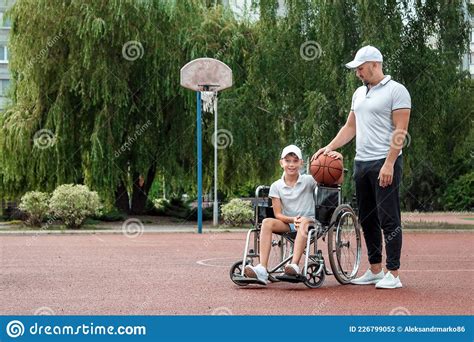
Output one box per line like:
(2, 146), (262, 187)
(327, 204), (361, 284)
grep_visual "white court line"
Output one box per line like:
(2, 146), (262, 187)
(401, 270), (474, 272)
(197, 257), (239, 267)
(406, 255), (474, 257)
(197, 258), (474, 272)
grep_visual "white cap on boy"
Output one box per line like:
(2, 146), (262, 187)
(281, 145), (302, 160)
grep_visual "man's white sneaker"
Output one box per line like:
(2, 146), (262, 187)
(375, 271), (403, 289)
(351, 268), (385, 285)
(244, 264), (268, 284)
(284, 263), (300, 276)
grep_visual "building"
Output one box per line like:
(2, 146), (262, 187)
(0, 1), (12, 110)
(465, 0), (474, 77)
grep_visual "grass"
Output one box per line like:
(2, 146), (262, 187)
(403, 222), (473, 230)
(0, 222), (110, 231)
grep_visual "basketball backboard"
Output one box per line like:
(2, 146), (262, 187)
(180, 58), (232, 92)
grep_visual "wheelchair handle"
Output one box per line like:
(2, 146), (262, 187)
(255, 185), (270, 198)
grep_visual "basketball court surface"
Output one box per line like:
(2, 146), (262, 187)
(1, 231), (472, 315)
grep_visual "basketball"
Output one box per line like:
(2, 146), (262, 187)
(310, 154), (343, 185)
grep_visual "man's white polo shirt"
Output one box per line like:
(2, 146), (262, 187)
(269, 173), (316, 219)
(351, 75), (411, 161)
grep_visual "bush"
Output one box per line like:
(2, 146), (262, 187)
(221, 199), (253, 226)
(187, 207), (213, 221)
(153, 197), (213, 220)
(18, 191), (50, 226)
(94, 208), (127, 222)
(153, 198), (170, 215)
(49, 184), (102, 228)
(441, 172), (474, 211)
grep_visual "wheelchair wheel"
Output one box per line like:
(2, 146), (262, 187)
(267, 234), (292, 281)
(304, 262), (325, 289)
(229, 260), (251, 286)
(327, 204), (361, 285)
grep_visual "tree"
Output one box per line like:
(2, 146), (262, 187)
(1, 0), (255, 213)
(1, 0), (471, 213)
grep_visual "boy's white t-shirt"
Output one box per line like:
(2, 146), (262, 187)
(269, 173), (316, 219)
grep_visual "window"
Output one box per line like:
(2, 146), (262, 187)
(0, 12), (11, 28)
(0, 44), (7, 63)
(0, 79), (10, 96)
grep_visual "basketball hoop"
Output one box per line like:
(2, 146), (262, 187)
(180, 58), (233, 233)
(180, 58), (232, 92)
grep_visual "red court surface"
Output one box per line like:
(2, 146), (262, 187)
(0, 231), (472, 315)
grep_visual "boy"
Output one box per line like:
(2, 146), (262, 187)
(244, 145), (342, 284)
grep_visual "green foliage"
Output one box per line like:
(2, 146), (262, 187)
(18, 191), (49, 226)
(0, 0), (471, 213)
(153, 198), (170, 215)
(221, 198), (253, 226)
(153, 196), (212, 221)
(94, 208), (127, 222)
(441, 172), (474, 211)
(49, 184), (102, 228)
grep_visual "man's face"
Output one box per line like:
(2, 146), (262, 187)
(355, 62), (374, 83)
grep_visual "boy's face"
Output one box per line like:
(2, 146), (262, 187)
(280, 153), (303, 176)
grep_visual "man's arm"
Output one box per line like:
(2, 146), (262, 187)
(378, 108), (411, 187)
(312, 111), (356, 160)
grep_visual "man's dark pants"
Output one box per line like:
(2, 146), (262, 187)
(354, 156), (403, 271)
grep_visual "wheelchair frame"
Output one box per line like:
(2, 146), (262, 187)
(230, 182), (362, 288)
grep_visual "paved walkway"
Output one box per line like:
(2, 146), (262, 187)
(0, 212), (472, 235)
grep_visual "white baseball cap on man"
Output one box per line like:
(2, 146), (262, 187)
(345, 45), (383, 69)
(281, 145), (302, 159)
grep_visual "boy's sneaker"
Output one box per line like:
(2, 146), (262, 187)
(284, 263), (300, 276)
(351, 268), (385, 285)
(244, 264), (268, 284)
(375, 271), (403, 289)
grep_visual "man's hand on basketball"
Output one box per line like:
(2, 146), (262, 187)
(311, 146), (331, 161)
(378, 162), (394, 187)
(311, 147), (342, 161)
(328, 151), (343, 160)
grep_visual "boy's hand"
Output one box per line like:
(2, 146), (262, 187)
(294, 216), (302, 229)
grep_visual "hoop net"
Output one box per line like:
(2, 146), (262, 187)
(201, 91), (218, 113)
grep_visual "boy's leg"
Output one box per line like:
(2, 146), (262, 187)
(290, 218), (313, 266)
(259, 218), (291, 268)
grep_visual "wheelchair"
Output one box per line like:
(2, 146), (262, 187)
(230, 181), (362, 288)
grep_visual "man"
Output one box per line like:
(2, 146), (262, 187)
(312, 45), (411, 289)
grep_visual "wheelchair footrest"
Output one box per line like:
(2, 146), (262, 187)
(275, 274), (306, 283)
(232, 275), (267, 286)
